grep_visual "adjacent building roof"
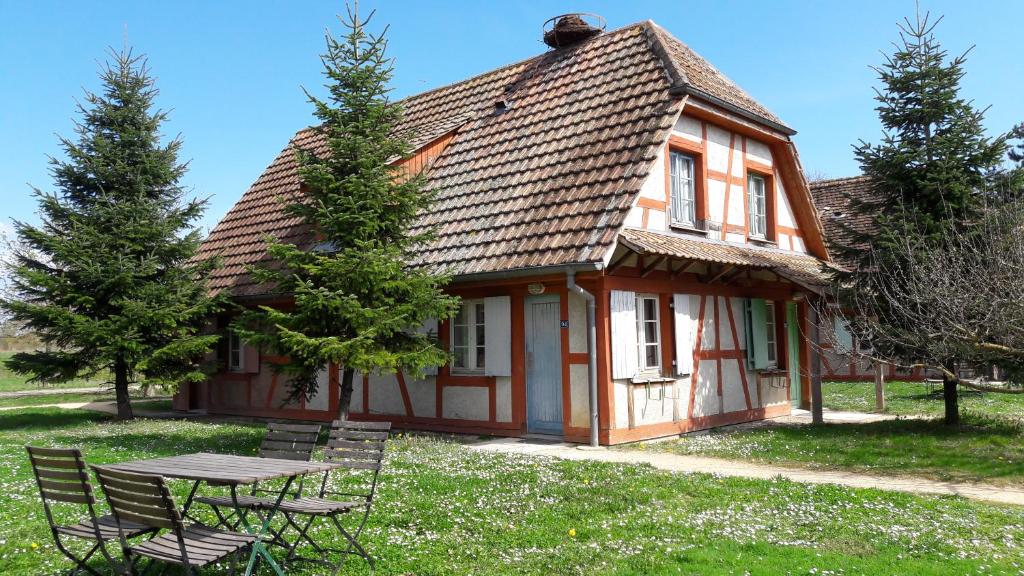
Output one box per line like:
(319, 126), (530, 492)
(619, 228), (834, 288)
(199, 20), (799, 297)
(808, 176), (876, 268)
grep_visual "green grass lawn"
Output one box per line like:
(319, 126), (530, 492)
(0, 392), (172, 410)
(0, 351), (106, 393)
(823, 380), (1024, 421)
(2, 409), (1024, 575)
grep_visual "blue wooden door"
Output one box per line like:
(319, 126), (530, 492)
(526, 295), (563, 434)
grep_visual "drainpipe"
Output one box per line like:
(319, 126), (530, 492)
(566, 270), (600, 448)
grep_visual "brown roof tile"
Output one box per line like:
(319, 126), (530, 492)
(619, 228), (834, 288)
(808, 176), (876, 268)
(199, 21), (796, 297)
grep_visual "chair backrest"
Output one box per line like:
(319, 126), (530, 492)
(91, 466), (182, 533)
(26, 446), (99, 532)
(259, 422), (322, 461)
(321, 420), (391, 501)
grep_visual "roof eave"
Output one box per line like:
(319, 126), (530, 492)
(669, 84), (797, 136)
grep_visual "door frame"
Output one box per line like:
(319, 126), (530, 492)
(524, 293), (563, 435)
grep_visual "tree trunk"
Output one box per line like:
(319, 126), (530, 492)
(942, 370), (959, 426)
(113, 354), (134, 420)
(874, 361), (886, 412)
(338, 368), (355, 420)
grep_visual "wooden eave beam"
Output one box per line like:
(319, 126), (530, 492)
(705, 264), (737, 285)
(640, 256), (667, 278)
(670, 258), (696, 279)
(607, 251), (635, 275)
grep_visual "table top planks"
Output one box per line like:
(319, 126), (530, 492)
(106, 452), (341, 485)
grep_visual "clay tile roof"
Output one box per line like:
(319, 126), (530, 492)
(199, 21), (791, 297)
(808, 176), (876, 268)
(646, 21), (791, 133)
(619, 228), (834, 289)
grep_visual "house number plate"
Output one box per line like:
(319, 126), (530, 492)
(560, 320), (569, 328)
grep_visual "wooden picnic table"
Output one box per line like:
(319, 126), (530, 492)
(108, 452), (341, 575)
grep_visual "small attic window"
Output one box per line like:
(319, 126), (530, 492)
(494, 99), (510, 114)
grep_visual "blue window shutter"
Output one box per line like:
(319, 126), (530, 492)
(749, 299), (769, 370)
(484, 297), (511, 377)
(833, 316), (854, 354)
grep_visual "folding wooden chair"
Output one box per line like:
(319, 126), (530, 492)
(265, 420), (391, 574)
(26, 446), (156, 576)
(192, 422), (322, 532)
(92, 466), (256, 576)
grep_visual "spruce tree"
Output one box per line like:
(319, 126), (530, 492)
(834, 11), (1007, 424)
(1, 50), (220, 420)
(235, 7), (458, 417)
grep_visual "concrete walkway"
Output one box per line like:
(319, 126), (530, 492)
(0, 384), (140, 399)
(468, 435), (1024, 508)
(0, 398), (174, 417)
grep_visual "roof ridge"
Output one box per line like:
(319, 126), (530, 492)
(809, 175), (872, 187)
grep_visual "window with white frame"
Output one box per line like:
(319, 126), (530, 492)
(635, 294), (661, 373)
(748, 173), (767, 238)
(669, 151), (696, 226)
(765, 301), (778, 368)
(451, 299), (486, 373)
(228, 330), (244, 372)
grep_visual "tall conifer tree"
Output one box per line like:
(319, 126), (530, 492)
(834, 10), (1007, 424)
(1, 50), (220, 419)
(235, 7), (457, 417)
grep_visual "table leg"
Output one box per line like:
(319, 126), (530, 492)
(179, 480), (202, 522)
(236, 477), (295, 576)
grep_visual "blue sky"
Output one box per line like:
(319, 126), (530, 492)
(1, 1), (1021, 234)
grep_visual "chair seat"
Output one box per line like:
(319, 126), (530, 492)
(54, 514), (152, 541)
(270, 496), (367, 516)
(129, 524), (256, 567)
(194, 493), (267, 510)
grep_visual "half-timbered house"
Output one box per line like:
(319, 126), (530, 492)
(174, 16), (835, 445)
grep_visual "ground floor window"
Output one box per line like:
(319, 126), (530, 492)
(636, 294), (661, 373)
(452, 299), (485, 373)
(228, 330), (244, 372)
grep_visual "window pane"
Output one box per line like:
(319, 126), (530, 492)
(476, 345), (486, 369)
(453, 325), (467, 347)
(670, 153), (695, 225)
(644, 320), (658, 344)
(453, 347), (467, 368)
(645, 345), (659, 368)
(643, 298), (657, 321)
(475, 302), (485, 325)
(454, 305), (466, 325)
(475, 324), (485, 348)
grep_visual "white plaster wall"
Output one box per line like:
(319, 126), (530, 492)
(725, 232), (745, 243)
(495, 376), (512, 423)
(726, 183), (745, 226)
(676, 376), (692, 420)
(791, 236), (807, 253)
(721, 359), (748, 413)
(368, 373), (405, 415)
(746, 139), (772, 166)
(730, 297), (748, 351)
(613, 380), (629, 428)
(306, 366), (330, 411)
(632, 381), (675, 425)
(442, 387), (489, 421)
(350, 372), (364, 413)
(569, 365), (589, 428)
(776, 177), (797, 229)
(406, 376), (436, 418)
(674, 115), (702, 142)
(624, 205), (644, 227)
(761, 381), (789, 407)
(717, 297), (735, 349)
(731, 138), (745, 177)
(640, 147), (667, 200)
(707, 179), (726, 225)
(692, 360), (719, 417)
(706, 125), (731, 173)
(778, 233), (791, 250)
(647, 208), (666, 231)
(568, 293), (587, 354)
(701, 297), (717, 350)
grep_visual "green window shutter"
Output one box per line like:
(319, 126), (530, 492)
(749, 298), (770, 370)
(833, 316), (854, 354)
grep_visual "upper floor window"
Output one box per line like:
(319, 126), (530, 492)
(748, 173), (767, 238)
(228, 330), (244, 372)
(452, 299), (486, 373)
(764, 301), (778, 368)
(636, 294), (661, 373)
(669, 151), (696, 227)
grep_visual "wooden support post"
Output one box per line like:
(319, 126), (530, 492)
(874, 361), (886, 412)
(808, 300), (823, 425)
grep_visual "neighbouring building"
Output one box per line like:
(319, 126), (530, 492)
(174, 16), (836, 445)
(808, 176), (922, 382)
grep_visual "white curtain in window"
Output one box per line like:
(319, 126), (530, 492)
(610, 290), (638, 379)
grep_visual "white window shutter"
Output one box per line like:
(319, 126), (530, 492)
(610, 290), (638, 379)
(484, 296), (511, 377)
(416, 319), (440, 376)
(673, 294), (697, 375)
